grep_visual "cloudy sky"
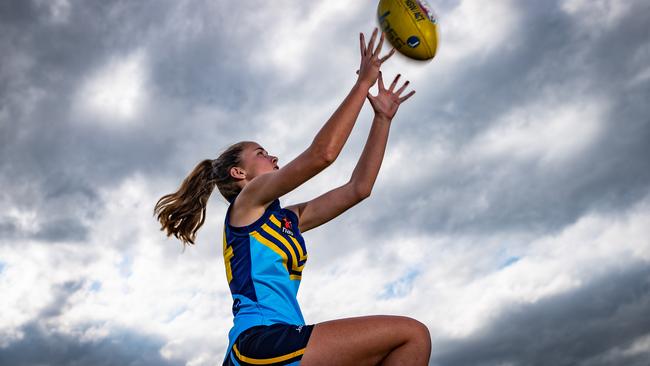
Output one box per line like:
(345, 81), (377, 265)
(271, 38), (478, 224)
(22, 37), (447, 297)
(1, 0), (649, 365)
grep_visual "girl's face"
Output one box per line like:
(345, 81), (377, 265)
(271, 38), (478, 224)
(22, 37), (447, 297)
(237, 142), (279, 181)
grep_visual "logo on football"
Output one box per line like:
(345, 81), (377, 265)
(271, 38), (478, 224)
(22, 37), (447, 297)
(407, 36), (421, 48)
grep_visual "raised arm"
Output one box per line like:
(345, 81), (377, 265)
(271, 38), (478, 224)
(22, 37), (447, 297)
(239, 29), (395, 208)
(288, 72), (416, 232)
(310, 29), (394, 164)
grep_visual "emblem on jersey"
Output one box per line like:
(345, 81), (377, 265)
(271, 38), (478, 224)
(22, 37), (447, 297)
(281, 216), (294, 236)
(232, 298), (241, 316)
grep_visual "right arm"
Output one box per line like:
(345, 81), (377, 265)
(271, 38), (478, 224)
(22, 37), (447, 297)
(286, 73), (416, 232)
(240, 29), (395, 207)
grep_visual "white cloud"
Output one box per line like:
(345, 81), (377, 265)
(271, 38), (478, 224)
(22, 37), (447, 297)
(295, 194), (650, 340)
(379, 136), (452, 186)
(0, 240), (99, 345)
(438, 0), (520, 65)
(0, 174), (232, 365)
(411, 195), (650, 339)
(2, 1), (649, 364)
(2, 207), (40, 235)
(250, 1), (366, 78)
(75, 50), (149, 124)
(467, 93), (607, 166)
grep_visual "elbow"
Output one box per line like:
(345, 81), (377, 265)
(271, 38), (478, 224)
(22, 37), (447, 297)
(350, 182), (372, 201)
(317, 144), (339, 166)
(321, 149), (338, 165)
(309, 145), (338, 167)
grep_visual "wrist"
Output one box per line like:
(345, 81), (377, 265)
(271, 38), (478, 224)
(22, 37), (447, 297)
(373, 114), (392, 124)
(355, 78), (373, 91)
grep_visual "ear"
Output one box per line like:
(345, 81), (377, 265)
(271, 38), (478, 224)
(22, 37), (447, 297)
(229, 166), (246, 180)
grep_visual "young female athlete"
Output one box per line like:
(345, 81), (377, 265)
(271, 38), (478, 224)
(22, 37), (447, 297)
(155, 28), (431, 366)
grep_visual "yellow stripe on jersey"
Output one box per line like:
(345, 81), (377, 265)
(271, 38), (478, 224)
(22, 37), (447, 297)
(269, 214), (282, 229)
(251, 231), (289, 270)
(269, 214), (307, 262)
(261, 223), (300, 271)
(289, 236), (308, 262)
(233, 343), (305, 365)
(223, 229), (234, 284)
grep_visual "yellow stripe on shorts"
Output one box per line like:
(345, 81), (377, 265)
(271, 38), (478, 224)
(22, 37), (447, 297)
(232, 344), (305, 365)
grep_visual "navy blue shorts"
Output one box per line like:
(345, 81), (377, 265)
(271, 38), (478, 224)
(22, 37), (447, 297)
(223, 323), (315, 366)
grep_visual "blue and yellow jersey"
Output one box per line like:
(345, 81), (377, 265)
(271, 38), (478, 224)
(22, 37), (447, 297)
(222, 198), (308, 360)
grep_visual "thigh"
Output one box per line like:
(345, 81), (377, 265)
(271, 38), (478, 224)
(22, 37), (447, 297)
(300, 315), (424, 366)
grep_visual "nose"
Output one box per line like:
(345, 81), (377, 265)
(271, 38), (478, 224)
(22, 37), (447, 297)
(270, 155), (278, 164)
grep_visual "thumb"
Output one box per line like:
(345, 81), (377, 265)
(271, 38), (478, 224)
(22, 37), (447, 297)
(366, 92), (376, 106)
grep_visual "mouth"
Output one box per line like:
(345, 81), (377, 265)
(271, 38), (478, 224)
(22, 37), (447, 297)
(273, 166), (279, 170)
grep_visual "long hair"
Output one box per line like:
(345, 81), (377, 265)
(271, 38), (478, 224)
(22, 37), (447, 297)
(154, 141), (249, 247)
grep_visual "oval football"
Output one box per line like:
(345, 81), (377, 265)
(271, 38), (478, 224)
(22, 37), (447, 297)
(377, 0), (439, 61)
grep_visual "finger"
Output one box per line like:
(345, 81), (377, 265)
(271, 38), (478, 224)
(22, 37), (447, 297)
(389, 74), (401, 92)
(398, 90), (416, 104)
(395, 80), (410, 96)
(360, 32), (366, 56)
(373, 31), (385, 57)
(367, 28), (378, 55)
(378, 71), (385, 91)
(380, 48), (396, 63)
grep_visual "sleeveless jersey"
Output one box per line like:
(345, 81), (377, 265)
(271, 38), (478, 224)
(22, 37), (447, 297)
(222, 199), (308, 362)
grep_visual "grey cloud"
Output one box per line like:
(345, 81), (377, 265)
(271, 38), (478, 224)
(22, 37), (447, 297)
(38, 280), (85, 319)
(0, 276), (184, 365)
(431, 263), (650, 366)
(349, 0), (650, 240)
(0, 320), (184, 366)
(1, 1), (649, 364)
(0, 0), (375, 244)
(581, 349), (650, 366)
(0, 0), (267, 242)
(0, 220), (18, 238)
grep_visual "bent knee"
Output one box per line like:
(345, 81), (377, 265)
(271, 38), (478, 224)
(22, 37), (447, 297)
(387, 317), (428, 337)
(404, 318), (431, 346)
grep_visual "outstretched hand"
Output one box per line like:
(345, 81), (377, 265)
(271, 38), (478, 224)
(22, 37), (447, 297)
(357, 28), (396, 87)
(367, 72), (415, 121)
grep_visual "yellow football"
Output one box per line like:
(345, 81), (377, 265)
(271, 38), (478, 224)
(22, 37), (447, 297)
(377, 0), (439, 61)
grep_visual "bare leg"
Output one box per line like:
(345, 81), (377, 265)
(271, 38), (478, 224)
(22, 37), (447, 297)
(300, 315), (431, 366)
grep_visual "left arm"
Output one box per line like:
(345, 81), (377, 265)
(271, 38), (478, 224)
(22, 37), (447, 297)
(287, 73), (415, 232)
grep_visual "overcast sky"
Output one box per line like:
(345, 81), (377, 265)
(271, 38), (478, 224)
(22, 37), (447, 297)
(1, 0), (649, 365)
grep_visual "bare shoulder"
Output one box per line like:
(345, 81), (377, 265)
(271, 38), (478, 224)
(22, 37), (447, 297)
(229, 195), (271, 227)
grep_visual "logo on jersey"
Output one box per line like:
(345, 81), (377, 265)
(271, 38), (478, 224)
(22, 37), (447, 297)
(281, 216), (294, 236)
(232, 298), (241, 316)
(295, 325), (303, 333)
